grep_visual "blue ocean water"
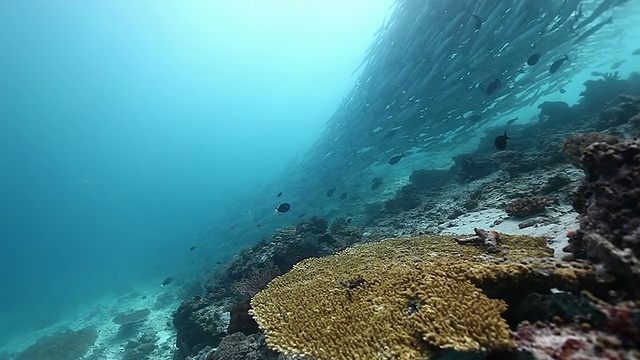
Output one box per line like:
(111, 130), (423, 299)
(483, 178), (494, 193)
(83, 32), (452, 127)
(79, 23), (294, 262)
(0, 0), (392, 345)
(2, 1), (640, 358)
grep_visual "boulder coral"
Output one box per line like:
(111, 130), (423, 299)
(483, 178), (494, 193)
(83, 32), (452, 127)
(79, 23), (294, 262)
(250, 234), (597, 360)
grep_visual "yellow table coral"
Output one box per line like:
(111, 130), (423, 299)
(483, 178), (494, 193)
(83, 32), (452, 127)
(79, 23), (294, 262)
(250, 234), (588, 360)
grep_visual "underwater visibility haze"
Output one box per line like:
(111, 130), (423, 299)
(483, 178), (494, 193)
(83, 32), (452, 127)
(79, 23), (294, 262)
(0, 0), (391, 345)
(2, 0), (640, 359)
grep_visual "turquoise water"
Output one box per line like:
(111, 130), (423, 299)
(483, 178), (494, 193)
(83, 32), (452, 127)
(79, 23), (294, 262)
(0, 0), (391, 344)
(2, 0), (640, 355)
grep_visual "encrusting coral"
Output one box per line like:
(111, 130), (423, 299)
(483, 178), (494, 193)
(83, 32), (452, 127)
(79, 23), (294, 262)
(250, 234), (598, 360)
(505, 195), (554, 217)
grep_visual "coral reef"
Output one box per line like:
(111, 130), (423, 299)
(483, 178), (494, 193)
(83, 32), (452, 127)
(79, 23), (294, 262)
(505, 196), (554, 217)
(515, 322), (639, 360)
(562, 132), (619, 167)
(173, 296), (227, 360)
(578, 74), (640, 115)
(15, 327), (98, 360)
(384, 184), (422, 212)
(231, 261), (281, 298)
(451, 154), (499, 182)
(329, 217), (361, 238)
(201, 332), (279, 360)
(251, 234), (599, 359)
(295, 216), (328, 235)
(565, 138), (640, 295)
(227, 299), (259, 335)
(122, 332), (158, 360)
(408, 169), (450, 190)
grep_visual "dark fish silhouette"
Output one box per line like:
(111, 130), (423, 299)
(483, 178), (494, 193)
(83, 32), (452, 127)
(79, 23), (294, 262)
(161, 277), (173, 286)
(276, 192), (282, 197)
(326, 188), (336, 197)
(388, 154), (404, 165)
(549, 55), (568, 74)
(190, 246), (196, 251)
(559, 88), (566, 94)
(382, 129), (398, 141)
(611, 60), (625, 70)
(340, 192), (348, 200)
(494, 131), (510, 150)
(527, 53), (540, 65)
(506, 117), (518, 125)
(485, 78), (501, 95)
(275, 202), (291, 213)
(371, 177), (383, 190)
(297, 213), (307, 218)
(591, 71), (603, 77)
(468, 114), (482, 122)
(471, 14), (482, 30)
(346, 218), (352, 224)
(633, 48), (640, 55)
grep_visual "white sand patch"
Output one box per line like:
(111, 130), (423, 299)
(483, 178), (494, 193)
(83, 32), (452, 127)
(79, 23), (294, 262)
(438, 205), (579, 258)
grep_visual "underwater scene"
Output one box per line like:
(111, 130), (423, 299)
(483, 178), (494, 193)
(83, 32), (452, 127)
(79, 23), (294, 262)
(2, 0), (640, 359)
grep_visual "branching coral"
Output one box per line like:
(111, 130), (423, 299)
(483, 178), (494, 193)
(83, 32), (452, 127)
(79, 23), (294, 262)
(250, 235), (597, 360)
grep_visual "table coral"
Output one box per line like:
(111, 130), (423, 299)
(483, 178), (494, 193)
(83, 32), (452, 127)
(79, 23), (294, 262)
(250, 235), (597, 360)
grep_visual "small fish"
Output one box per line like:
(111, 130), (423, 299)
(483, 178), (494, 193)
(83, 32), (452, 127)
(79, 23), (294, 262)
(382, 129), (398, 141)
(142, 295), (147, 299)
(485, 78), (501, 95)
(275, 202), (291, 213)
(549, 55), (568, 74)
(559, 88), (566, 94)
(574, 16), (612, 44)
(297, 213), (307, 218)
(388, 154), (404, 165)
(256, 224), (261, 228)
(371, 177), (383, 191)
(527, 53), (540, 65)
(494, 131), (510, 150)
(575, 3), (583, 20)
(471, 14), (482, 30)
(591, 71), (603, 77)
(506, 117), (518, 125)
(326, 188), (336, 197)
(161, 277), (173, 286)
(276, 192), (282, 198)
(340, 192), (348, 200)
(190, 246), (196, 251)
(346, 218), (352, 224)
(633, 48), (640, 56)
(230, 224), (237, 229)
(468, 114), (482, 122)
(611, 60), (625, 70)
